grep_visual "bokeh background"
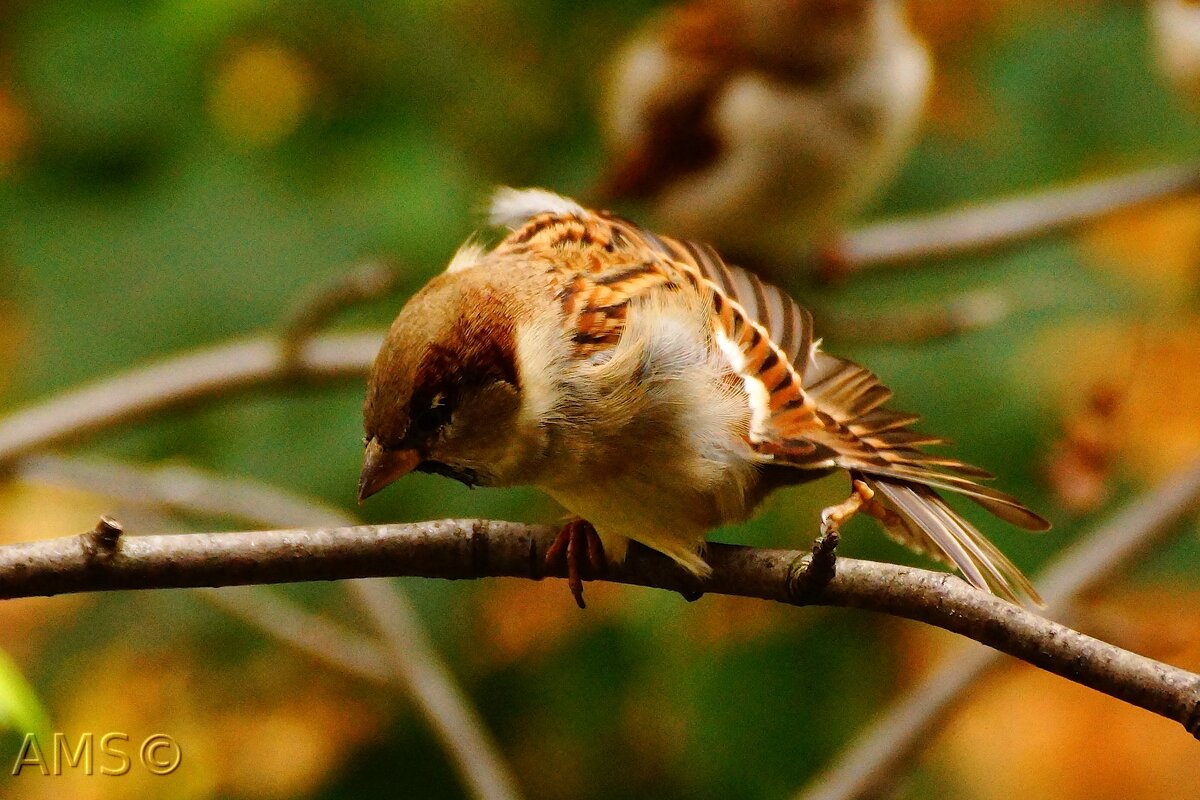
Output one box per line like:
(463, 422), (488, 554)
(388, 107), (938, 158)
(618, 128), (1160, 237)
(2, 1), (1200, 798)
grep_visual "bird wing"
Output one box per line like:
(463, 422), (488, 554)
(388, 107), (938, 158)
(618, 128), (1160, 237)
(490, 191), (818, 398)
(487, 189), (875, 455)
(664, 237), (1051, 602)
(626, 220), (1050, 602)
(489, 194), (681, 359)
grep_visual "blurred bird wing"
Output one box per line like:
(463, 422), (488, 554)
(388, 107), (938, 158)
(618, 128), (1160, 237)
(597, 8), (731, 201)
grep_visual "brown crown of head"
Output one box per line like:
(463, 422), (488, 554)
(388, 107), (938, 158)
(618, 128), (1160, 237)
(359, 273), (520, 501)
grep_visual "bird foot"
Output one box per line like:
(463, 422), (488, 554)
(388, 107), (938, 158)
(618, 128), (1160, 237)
(820, 479), (875, 536)
(544, 519), (607, 609)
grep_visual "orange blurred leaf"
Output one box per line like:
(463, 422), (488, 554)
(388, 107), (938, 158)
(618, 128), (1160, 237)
(207, 42), (318, 148)
(1081, 195), (1200, 305)
(1027, 319), (1200, 484)
(924, 587), (1200, 800)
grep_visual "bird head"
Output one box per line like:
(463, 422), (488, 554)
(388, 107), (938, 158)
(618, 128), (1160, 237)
(358, 269), (526, 502)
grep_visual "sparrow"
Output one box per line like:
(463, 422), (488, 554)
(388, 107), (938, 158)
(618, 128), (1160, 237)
(595, 0), (931, 271)
(1150, 0), (1200, 108)
(359, 188), (1048, 608)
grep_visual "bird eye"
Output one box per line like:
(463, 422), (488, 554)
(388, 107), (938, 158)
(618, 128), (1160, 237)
(413, 392), (453, 433)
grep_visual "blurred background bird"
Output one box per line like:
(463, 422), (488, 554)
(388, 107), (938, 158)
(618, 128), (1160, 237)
(1149, 0), (1200, 109)
(595, 0), (932, 276)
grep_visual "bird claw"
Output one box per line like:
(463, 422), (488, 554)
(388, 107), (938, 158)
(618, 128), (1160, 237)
(544, 519), (607, 609)
(820, 479), (875, 536)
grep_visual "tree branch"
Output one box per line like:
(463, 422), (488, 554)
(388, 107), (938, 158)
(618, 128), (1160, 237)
(794, 457), (1200, 800)
(828, 159), (1200, 277)
(1, 519), (1197, 739)
(0, 332), (380, 460)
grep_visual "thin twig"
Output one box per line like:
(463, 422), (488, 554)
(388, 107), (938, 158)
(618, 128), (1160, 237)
(18, 454), (522, 800)
(828, 159), (1200, 277)
(279, 260), (398, 368)
(1, 518), (1198, 739)
(0, 332), (380, 461)
(819, 288), (1027, 344)
(351, 579), (523, 800)
(197, 586), (393, 683)
(793, 458), (1200, 800)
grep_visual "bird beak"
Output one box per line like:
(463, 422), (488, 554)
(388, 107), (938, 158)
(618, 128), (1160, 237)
(358, 438), (420, 503)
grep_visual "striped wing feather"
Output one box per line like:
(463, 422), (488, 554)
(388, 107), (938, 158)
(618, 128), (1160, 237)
(644, 234), (812, 368)
(597, 214), (838, 460)
(789, 324), (1049, 604)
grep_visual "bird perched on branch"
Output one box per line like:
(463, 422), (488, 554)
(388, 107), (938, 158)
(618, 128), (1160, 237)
(358, 188), (1048, 608)
(595, 0), (931, 273)
(1150, 0), (1200, 108)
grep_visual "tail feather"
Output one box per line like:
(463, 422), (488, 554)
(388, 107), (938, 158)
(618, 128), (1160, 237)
(871, 429), (952, 448)
(849, 408), (922, 434)
(856, 463), (1049, 531)
(872, 479), (990, 593)
(865, 477), (1044, 605)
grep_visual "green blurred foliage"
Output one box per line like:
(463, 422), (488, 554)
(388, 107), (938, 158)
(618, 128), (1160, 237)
(0, 1), (1198, 799)
(0, 647), (51, 750)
